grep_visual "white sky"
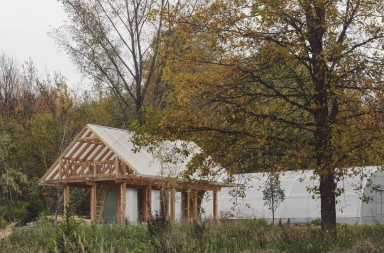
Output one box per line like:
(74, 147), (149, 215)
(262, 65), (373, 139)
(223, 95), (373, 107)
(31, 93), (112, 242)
(0, 0), (89, 89)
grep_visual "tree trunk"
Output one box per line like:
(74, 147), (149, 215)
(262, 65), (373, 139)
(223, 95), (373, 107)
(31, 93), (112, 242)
(315, 123), (337, 234)
(320, 172), (336, 232)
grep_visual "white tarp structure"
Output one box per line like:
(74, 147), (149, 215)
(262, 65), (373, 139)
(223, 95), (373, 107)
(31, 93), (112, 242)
(202, 166), (384, 224)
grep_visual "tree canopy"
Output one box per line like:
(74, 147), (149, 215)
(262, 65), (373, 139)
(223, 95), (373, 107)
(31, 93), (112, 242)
(136, 0), (384, 232)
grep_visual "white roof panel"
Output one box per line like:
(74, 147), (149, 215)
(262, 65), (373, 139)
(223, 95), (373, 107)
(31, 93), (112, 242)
(88, 124), (164, 176)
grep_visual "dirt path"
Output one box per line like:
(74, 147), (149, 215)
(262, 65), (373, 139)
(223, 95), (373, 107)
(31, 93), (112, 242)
(0, 223), (16, 240)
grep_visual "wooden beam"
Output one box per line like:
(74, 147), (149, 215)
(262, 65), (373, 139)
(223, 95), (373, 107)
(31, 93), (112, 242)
(87, 145), (107, 161)
(90, 184), (96, 222)
(78, 137), (100, 141)
(105, 152), (115, 161)
(65, 142), (83, 159)
(82, 144), (102, 161)
(213, 190), (218, 220)
(115, 157), (120, 176)
(170, 189), (176, 221)
(61, 158), (115, 165)
(73, 142), (92, 160)
(59, 159), (63, 183)
(120, 183), (126, 222)
(193, 190), (198, 220)
(77, 137), (102, 143)
(95, 148), (112, 163)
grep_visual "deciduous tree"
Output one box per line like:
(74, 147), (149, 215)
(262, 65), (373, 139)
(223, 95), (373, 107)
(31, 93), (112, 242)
(53, 0), (169, 124)
(140, 0), (384, 233)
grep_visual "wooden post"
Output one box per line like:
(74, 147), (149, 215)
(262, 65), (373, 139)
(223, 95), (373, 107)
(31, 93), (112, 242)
(93, 161), (96, 176)
(170, 189), (176, 221)
(162, 189), (169, 220)
(193, 190), (198, 220)
(90, 184), (96, 222)
(121, 162), (127, 175)
(63, 185), (70, 215)
(65, 160), (69, 179)
(213, 190), (218, 220)
(142, 187), (148, 222)
(120, 183), (126, 222)
(183, 191), (190, 220)
(117, 186), (121, 222)
(147, 185), (152, 219)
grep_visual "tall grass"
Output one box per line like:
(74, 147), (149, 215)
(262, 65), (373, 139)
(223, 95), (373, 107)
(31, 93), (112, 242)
(0, 218), (383, 252)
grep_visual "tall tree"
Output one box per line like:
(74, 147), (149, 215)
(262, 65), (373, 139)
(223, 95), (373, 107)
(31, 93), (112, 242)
(52, 0), (169, 124)
(140, 0), (384, 233)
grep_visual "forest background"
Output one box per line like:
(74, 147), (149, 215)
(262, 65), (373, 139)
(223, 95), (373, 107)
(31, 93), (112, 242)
(1, 0), (384, 235)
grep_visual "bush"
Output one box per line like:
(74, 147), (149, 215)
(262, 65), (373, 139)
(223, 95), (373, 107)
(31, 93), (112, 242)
(310, 218), (322, 226)
(0, 216), (7, 229)
(0, 204), (28, 222)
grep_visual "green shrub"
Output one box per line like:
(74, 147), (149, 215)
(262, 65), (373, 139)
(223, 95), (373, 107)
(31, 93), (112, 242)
(310, 218), (322, 226)
(0, 216), (7, 229)
(0, 204), (28, 222)
(49, 203), (85, 253)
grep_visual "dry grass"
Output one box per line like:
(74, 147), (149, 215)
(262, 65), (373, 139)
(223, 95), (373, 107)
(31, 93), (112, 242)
(0, 222), (16, 240)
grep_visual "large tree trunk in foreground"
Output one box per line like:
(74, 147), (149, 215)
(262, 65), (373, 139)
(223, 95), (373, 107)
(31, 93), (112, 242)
(320, 173), (336, 232)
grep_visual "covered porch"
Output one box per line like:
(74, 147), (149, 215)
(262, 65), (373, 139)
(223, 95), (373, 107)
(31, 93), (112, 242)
(41, 124), (228, 223)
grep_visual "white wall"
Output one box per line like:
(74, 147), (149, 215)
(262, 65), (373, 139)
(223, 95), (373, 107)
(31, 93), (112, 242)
(125, 188), (139, 222)
(202, 167), (384, 224)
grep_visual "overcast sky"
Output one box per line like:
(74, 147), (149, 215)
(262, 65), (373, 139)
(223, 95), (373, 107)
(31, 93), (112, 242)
(0, 0), (87, 89)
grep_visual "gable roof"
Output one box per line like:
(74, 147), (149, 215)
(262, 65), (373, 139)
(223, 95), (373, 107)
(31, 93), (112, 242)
(40, 124), (226, 186)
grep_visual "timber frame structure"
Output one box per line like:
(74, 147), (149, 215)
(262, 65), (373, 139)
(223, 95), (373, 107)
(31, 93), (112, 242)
(40, 124), (229, 223)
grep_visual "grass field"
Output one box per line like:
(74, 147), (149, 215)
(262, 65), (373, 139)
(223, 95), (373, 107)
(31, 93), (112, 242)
(0, 217), (383, 253)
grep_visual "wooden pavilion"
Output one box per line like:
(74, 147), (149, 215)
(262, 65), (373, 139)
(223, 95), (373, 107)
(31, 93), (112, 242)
(40, 124), (229, 223)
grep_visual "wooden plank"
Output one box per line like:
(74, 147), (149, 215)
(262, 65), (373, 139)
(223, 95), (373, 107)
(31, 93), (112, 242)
(120, 183), (126, 222)
(170, 189), (176, 221)
(213, 190), (218, 220)
(90, 184), (96, 222)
